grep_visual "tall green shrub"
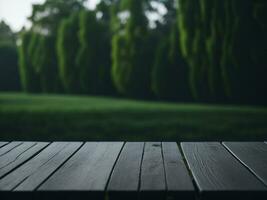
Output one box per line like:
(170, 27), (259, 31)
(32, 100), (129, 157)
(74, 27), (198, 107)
(178, 0), (267, 104)
(77, 10), (114, 95)
(18, 31), (41, 92)
(26, 0), (85, 94)
(112, 0), (153, 98)
(0, 21), (20, 91)
(37, 35), (62, 93)
(57, 13), (81, 93)
(178, 0), (207, 100)
(0, 45), (20, 91)
(152, 22), (190, 101)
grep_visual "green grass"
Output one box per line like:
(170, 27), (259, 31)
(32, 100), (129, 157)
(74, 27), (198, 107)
(0, 92), (267, 141)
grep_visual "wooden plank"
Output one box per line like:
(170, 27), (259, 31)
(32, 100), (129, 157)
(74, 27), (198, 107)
(0, 142), (82, 191)
(38, 142), (123, 199)
(0, 142), (48, 178)
(181, 142), (267, 200)
(162, 142), (195, 200)
(107, 142), (144, 200)
(0, 142), (23, 157)
(223, 142), (267, 186)
(0, 142), (9, 148)
(140, 142), (166, 200)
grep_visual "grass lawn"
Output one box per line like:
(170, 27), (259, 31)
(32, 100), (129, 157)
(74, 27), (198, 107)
(0, 92), (267, 141)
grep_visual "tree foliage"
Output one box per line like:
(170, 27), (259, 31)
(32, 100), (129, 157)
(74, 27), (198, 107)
(0, 21), (20, 91)
(37, 35), (62, 92)
(112, 0), (154, 98)
(57, 13), (81, 93)
(25, 0), (85, 93)
(77, 10), (115, 95)
(18, 31), (41, 92)
(0, 45), (20, 91)
(29, 0), (86, 34)
(9, 0), (267, 105)
(178, 0), (267, 104)
(152, 22), (190, 101)
(0, 21), (16, 46)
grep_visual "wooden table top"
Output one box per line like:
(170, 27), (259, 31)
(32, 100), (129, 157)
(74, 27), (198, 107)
(0, 141), (266, 200)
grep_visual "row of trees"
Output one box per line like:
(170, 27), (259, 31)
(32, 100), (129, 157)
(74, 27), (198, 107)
(19, 0), (186, 99)
(178, 0), (267, 104)
(15, 0), (267, 104)
(19, 0), (119, 95)
(19, 0), (85, 93)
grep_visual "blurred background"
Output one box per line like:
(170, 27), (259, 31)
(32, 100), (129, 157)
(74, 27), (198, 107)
(0, 0), (267, 141)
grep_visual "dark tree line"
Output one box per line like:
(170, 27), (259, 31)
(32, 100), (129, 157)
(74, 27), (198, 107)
(1, 0), (266, 105)
(0, 21), (20, 91)
(178, 0), (267, 104)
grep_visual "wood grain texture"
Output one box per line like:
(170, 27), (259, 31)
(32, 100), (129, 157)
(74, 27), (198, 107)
(223, 142), (267, 186)
(1, 141), (267, 200)
(0, 142), (82, 191)
(0, 142), (23, 157)
(107, 142), (144, 200)
(108, 142), (143, 191)
(0, 142), (48, 179)
(38, 142), (123, 192)
(181, 142), (267, 200)
(140, 142), (166, 200)
(0, 142), (8, 148)
(162, 142), (195, 199)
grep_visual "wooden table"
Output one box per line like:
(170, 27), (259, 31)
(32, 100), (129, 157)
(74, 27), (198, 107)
(0, 141), (266, 200)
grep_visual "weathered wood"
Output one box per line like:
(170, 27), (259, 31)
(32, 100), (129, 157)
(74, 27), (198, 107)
(162, 142), (195, 200)
(223, 142), (267, 186)
(38, 142), (123, 199)
(107, 142), (144, 200)
(140, 142), (166, 200)
(0, 142), (22, 157)
(0, 142), (82, 191)
(0, 142), (48, 178)
(181, 142), (267, 200)
(0, 141), (267, 200)
(0, 142), (8, 148)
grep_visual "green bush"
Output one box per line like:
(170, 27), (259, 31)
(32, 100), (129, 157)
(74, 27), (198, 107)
(152, 23), (190, 101)
(0, 45), (20, 91)
(18, 31), (41, 93)
(37, 35), (62, 93)
(111, 0), (153, 98)
(57, 12), (81, 93)
(178, 0), (267, 104)
(77, 10), (114, 95)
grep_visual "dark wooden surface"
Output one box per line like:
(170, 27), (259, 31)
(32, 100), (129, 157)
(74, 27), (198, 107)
(0, 142), (8, 148)
(0, 142), (48, 178)
(0, 142), (22, 157)
(0, 141), (266, 200)
(181, 142), (267, 200)
(162, 142), (195, 199)
(39, 142), (123, 191)
(107, 142), (144, 200)
(140, 142), (166, 199)
(4, 142), (82, 191)
(223, 142), (267, 186)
